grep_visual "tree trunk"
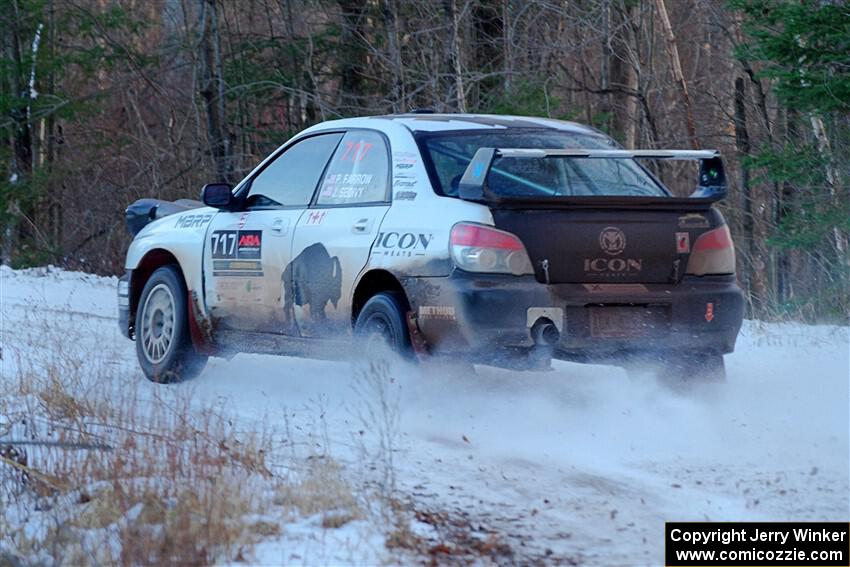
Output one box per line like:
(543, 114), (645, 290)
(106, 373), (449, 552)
(809, 114), (848, 260)
(734, 76), (760, 312)
(610, 1), (638, 147)
(197, 0), (232, 183)
(653, 0), (698, 149)
(774, 107), (797, 306)
(599, 0), (611, 131)
(382, 0), (405, 112)
(501, 0), (511, 93)
(2, 1), (33, 265)
(338, 0), (367, 113)
(445, 0), (466, 112)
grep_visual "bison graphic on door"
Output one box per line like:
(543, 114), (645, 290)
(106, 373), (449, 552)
(281, 243), (342, 332)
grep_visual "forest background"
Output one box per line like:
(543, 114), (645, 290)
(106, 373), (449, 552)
(2, 0), (848, 321)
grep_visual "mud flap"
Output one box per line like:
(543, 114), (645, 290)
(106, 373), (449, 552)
(188, 290), (218, 356)
(406, 311), (430, 358)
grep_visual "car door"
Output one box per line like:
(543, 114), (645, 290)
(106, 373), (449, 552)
(204, 132), (343, 334)
(288, 130), (392, 338)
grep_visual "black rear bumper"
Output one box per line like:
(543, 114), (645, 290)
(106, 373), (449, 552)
(405, 270), (744, 363)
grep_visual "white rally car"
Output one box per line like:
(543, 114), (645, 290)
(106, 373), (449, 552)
(119, 113), (743, 383)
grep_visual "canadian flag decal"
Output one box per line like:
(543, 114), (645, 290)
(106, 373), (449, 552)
(676, 232), (690, 254)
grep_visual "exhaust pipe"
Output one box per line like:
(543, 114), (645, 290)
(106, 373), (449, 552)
(531, 318), (560, 346)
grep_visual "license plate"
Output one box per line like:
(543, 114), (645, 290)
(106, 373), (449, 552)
(589, 307), (664, 339)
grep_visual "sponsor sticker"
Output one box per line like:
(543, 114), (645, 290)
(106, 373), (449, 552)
(395, 191), (417, 201)
(211, 229), (263, 275)
(584, 257), (643, 274)
(372, 231), (434, 257)
(705, 302), (715, 322)
(174, 213), (213, 229)
(599, 227), (626, 256)
(678, 213), (710, 229)
(238, 212), (249, 229)
(587, 227), (642, 275)
(236, 230), (262, 259)
(676, 232), (691, 254)
(419, 306), (456, 320)
(392, 151), (417, 166)
(215, 278), (265, 303)
(583, 283), (649, 294)
(393, 178), (417, 188)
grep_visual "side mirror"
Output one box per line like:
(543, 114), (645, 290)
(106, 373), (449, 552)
(690, 156), (728, 200)
(201, 183), (233, 209)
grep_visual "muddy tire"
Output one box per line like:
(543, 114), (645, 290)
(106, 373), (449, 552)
(353, 291), (413, 359)
(135, 266), (207, 383)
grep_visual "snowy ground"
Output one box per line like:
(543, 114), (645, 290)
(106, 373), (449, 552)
(1, 266), (848, 565)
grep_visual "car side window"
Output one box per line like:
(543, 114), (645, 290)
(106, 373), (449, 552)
(246, 133), (343, 208)
(316, 131), (389, 206)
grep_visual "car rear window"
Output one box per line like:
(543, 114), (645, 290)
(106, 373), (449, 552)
(422, 130), (667, 198)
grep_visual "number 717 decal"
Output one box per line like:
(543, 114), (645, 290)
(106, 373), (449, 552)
(211, 230), (262, 260)
(341, 141), (373, 162)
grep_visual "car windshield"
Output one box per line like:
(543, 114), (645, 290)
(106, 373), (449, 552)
(422, 130), (667, 198)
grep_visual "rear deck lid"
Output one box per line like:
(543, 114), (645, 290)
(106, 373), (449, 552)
(491, 206), (720, 284)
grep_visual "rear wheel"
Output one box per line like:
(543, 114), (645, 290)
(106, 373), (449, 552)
(353, 291), (413, 359)
(135, 266), (207, 383)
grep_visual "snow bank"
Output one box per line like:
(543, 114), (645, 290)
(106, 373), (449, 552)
(1, 266), (847, 565)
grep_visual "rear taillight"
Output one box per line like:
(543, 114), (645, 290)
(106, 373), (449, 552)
(450, 222), (534, 275)
(685, 224), (736, 276)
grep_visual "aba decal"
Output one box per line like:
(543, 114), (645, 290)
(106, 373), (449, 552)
(282, 243), (342, 326)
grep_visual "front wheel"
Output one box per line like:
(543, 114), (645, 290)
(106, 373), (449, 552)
(135, 266), (207, 383)
(353, 291), (413, 360)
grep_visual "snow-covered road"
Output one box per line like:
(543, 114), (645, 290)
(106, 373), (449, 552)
(2, 266), (848, 565)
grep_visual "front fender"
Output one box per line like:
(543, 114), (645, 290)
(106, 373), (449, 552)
(125, 207), (217, 315)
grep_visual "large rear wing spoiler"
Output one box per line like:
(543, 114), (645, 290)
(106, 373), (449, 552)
(457, 147), (727, 203)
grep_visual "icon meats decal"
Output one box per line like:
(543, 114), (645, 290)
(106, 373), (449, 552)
(282, 243), (342, 326)
(211, 230), (263, 276)
(372, 231), (433, 257)
(599, 227), (626, 256)
(584, 257), (643, 273)
(585, 226), (642, 275)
